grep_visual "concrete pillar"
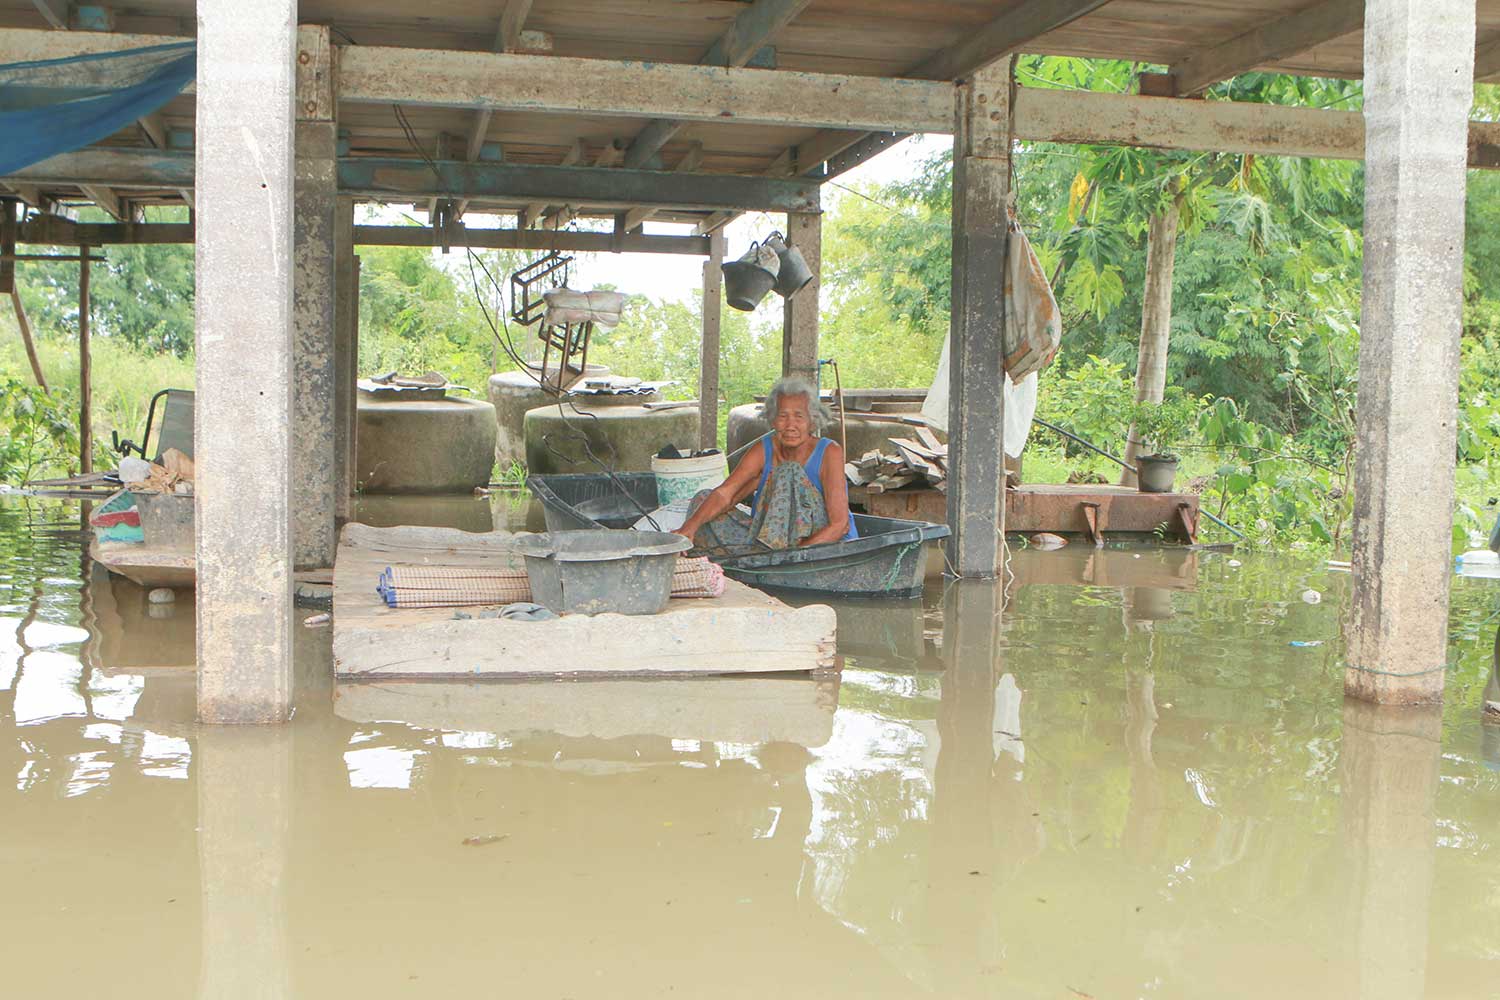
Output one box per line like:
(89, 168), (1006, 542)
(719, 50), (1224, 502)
(292, 24), (339, 569)
(1340, 701), (1441, 1000)
(780, 209), (821, 385)
(1346, 0), (1475, 704)
(946, 59), (1012, 579)
(193, 0), (296, 723)
(333, 196), (356, 521)
(699, 230), (725, 451)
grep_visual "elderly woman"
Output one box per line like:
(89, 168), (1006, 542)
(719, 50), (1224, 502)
(676, 376), (857, 551)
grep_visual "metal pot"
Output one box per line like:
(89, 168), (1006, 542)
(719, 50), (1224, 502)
(1135, 455), (1179, 494)
(721, 241), (780, 311)
(763, 230), (814, 298)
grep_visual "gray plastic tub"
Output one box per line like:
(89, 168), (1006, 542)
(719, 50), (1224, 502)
(513, 529), (692, 616)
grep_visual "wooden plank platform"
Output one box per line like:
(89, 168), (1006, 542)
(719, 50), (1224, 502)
(335, 675), (840, 748)
(854, 483), (1201, 542)
(332, 524), (838, 679)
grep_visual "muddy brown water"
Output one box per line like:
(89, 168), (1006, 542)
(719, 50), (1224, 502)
(3, 496), (1499, 998)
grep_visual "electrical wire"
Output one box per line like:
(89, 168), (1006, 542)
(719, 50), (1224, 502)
(390, 120), (664, 532)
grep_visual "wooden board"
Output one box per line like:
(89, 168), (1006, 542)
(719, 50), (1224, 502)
(331, 523), (838, 678)
(334, 674), (840, 747)
(855, 483), (1201, 539)
(90, 539), (195, 589)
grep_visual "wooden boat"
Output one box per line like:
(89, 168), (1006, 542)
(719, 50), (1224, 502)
(527, 473), (949, 599)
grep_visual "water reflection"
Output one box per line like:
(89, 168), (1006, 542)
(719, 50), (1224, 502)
(5, 498), (1500, 998)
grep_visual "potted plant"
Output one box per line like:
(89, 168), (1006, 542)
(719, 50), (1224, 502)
(1129, 391), (1196, 493)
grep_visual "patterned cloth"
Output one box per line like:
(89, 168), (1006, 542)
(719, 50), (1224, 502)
(688, 460), (828, 555)
(378, 556), (724, 609)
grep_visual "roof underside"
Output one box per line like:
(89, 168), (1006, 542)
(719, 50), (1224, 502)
(3, 0), (1499, 224)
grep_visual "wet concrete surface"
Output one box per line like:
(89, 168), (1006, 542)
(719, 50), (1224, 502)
(2, 497), (1498, 998)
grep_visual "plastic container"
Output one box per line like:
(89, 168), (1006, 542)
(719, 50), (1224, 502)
(512, 529), (692, 615)
(131, 491), (195, 550)
(650, 452), (727, 506)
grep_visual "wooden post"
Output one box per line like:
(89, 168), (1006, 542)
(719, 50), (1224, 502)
(699, 230), (725, 450)
(1121, 200), (1181, 486)
(945, 58), (1013, 579)
(780, 208), (821, 384)
(9, 291), (48, 393)
(78, 245), (92, 475)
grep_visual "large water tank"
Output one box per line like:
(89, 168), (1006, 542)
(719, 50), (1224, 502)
(489, 364), (648, 470)
(356, 393), (497, 494)
(525, 402), (698, 476)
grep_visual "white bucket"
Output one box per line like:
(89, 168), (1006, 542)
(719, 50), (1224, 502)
(651, 453), (727, 506)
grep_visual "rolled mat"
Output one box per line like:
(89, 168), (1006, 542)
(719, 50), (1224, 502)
(377, 556), (724, 609)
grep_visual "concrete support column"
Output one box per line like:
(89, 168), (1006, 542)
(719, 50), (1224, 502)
(292, 25), (339, 569)
(194, 0), (296, 724)
(333, 197), (357, 521)
(699, 230), (725, 450)
(780, 209), (821, 385)
(1346, 0), (1474, 703)
(946, 59), (1012, 579)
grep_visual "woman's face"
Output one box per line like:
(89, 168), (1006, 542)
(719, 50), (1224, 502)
(773, 393), (813, 448)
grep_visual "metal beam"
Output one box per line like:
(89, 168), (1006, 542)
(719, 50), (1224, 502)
(523, 138), (582, 228)
(337, 45), (954, 134)
(914, 0), (1115, 81)
(11, 216), (709, 254)
(1171, 0), (1364, 97)
(821, 131), (911, 181)
(355, 224), (710, 255)
(623, 0), (812, 169)
(339, 157), (822, 213)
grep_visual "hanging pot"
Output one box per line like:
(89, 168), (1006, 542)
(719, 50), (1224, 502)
(721, 241), (780, 311)
(764, 230), (814, 298)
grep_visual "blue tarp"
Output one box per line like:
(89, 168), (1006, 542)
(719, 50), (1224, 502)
(0, 42), (195, 175)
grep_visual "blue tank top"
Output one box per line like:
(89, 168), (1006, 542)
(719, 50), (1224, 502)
(750, 434), (858, 541)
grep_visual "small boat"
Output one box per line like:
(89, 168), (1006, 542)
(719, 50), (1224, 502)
(528, 473), (949, 599)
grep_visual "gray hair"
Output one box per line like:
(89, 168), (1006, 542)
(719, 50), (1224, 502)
(761, 376), (831, 434)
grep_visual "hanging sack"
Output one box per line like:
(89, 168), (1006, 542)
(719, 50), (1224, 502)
(1001, 216), (1061, 380)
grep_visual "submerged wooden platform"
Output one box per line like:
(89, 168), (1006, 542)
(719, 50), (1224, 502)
(335, 675), (840, 747)
(855, 483), (1202, 543)
(331, 524), (838, 679)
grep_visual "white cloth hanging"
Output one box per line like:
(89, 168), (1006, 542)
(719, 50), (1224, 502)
(920, 337), (1037, 459)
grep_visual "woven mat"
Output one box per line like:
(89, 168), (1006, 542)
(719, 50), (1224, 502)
(378, 556), (724, 609)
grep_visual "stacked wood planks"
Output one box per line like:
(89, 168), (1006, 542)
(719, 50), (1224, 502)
(843, 424), (948, 492)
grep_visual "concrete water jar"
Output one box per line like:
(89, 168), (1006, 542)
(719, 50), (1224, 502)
(356, 393), (498, 494)
(524, 402), (699, 475)
(488, 364), (650, 470)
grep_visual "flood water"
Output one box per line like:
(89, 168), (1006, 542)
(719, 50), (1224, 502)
(3, 495), (1499, 999)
